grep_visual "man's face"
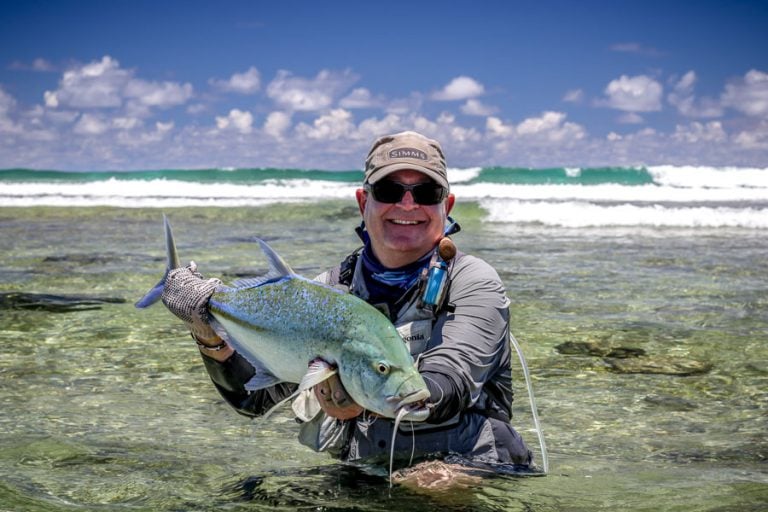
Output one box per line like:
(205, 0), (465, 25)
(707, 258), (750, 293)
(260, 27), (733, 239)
(356, 169), (455, 268)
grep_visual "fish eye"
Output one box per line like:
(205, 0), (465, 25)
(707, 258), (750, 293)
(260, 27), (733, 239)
(375, 362), (390, 375)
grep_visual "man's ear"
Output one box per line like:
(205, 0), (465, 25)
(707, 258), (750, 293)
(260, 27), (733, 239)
(445, 193), (456, 216)
(356, 188), (367, 216)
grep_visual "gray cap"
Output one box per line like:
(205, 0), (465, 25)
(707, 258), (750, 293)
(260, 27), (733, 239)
(364, 131), (448, 189)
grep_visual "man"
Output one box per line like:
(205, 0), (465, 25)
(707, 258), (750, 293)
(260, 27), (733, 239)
(161, 131), (533, 468)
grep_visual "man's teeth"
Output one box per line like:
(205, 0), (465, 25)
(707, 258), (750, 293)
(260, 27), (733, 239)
(391, 220), (419, 225)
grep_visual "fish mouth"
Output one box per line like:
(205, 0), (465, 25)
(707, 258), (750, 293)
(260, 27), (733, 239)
(387, 388), (431, 421)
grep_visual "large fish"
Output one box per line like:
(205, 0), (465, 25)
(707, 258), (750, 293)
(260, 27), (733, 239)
(136, 216), (431, 423)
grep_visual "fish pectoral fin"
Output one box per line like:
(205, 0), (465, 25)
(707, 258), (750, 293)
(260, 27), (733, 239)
(244, 371), (284, 392)
(298, 359), (338, 392)
(261, 387), (302, 421)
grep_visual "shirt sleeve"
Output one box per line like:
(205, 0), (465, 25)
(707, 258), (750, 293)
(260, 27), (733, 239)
(418, 255), (512, 424)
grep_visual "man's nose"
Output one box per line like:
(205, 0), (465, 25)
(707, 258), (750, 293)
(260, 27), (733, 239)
(398, 190), (418, 209)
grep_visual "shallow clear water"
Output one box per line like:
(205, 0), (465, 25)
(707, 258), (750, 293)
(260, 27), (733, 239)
(1, 205), (766, 511)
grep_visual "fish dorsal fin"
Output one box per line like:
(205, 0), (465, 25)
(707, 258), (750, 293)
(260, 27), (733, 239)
(256, 238), (294, 277)
(231, 238), (295, 289)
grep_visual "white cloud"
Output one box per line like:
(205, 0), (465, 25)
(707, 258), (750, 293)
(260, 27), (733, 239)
(32, 58), (56, 72)
(186, 103), (207, 115)
(209, 66), (261, 94)
(0, 86), (19, 133)
(263, 111), (292, 138)
(609, 42), (663, 57)
(485, 111), (586, 143)
(0, 86), (17, 115)
(156, 121), (174, 133)
(112, 117), (142, 130)
(618, 112), (644, 124)
(339, 88), (381, 109)
(721, 69), (768, 117)
(266, 69), (358, 111)
(601, 74), (663, 112)
(563, 89), (584, 103)
(672, 121), (727, 144)
(385, 93), (423, 116)
(43, 55), (193, 113)
(357, 114), (404, 141)
(124, 79), (193, 107)
(516, 111), (586, 141)
(295, 108), (354, 139)
(9, 58), (56, 72)
(46, 56), (129, 108)
(733, 120), (768, 149)
(668, 71), (723, 118)
(215, 109), (254, 134)
(432, 76), (485, 101)
(74, 113), (109, 135)
(461, 98), (497, 116)
(486, 116), (514, 138)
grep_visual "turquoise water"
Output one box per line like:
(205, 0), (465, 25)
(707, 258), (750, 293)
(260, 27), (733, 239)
(1, 203), (767, 511)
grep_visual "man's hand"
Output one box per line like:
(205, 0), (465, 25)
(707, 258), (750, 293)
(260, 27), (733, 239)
(314, 374), (364, 420)
(161, 262), (221, 343)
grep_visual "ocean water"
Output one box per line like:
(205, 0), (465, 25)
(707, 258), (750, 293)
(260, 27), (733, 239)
(0, 166), (767, 511)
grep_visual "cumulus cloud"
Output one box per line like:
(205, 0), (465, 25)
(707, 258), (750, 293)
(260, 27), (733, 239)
(295, 108), (354, 139)
(209, 66), (261, 94)
(45, 56), (129, 108)
(733, 120), (768, 149)
(339, 88), (381, 109)
(124, 79), (193, 107)
(486, 111), (586, 143)
(0, 86), (19, 132)
(667, 71), (723, 118)
(461, 98), (497, 116)
(516, 111), (586, 141)
(44, 55), (193, 112)
(486, 116), (514, 137)
(73, 113), (109, 135)
(215, 109), (254, 134)
(263, 111), (292, 138)
(721, 69), (768, 118)
(601, 74), (663, 112)
(432, 76), (485, 101)
(266, 69), (358, 111)
(672, 121), (727, 144)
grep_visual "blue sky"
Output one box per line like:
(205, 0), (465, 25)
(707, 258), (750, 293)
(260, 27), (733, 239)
(1, 0), (767, 170)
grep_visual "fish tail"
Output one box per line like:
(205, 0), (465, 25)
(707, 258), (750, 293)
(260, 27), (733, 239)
(135, 214), (182, 308)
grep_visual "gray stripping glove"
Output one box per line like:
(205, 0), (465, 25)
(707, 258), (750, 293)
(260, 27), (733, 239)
(161, 261), (221, 343)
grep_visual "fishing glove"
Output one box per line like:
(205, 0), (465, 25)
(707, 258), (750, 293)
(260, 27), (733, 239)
(314, 373), (364, 420)
(161, 261), (221, 343)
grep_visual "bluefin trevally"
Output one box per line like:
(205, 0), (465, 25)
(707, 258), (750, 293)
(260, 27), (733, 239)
(136, 215), (431, 422)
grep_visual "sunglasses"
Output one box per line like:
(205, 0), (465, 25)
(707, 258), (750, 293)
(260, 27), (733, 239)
(364, 180), (448, 205)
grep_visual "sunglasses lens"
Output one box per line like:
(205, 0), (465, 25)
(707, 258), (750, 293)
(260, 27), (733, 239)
(371, 181), (406, 203)
(369, 181), (446, 205)
(412, 183), (446, 205)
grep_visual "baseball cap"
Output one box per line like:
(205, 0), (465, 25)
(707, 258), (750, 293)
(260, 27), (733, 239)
(364, 131), (448, 189)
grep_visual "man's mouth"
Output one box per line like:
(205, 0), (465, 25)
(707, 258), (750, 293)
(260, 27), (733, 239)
(389, 219), (422, 225)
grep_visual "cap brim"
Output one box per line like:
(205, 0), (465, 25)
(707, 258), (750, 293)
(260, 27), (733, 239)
(366, 163), (449, 189)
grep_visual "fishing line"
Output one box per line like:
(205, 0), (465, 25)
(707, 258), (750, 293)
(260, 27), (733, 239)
(509, 333), (549, 474)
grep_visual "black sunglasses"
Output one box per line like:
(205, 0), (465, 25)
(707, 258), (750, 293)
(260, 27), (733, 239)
(364, 180), (448, 205)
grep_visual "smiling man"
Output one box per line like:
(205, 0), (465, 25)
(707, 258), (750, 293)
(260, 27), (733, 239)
(160, 131), (534, 472)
